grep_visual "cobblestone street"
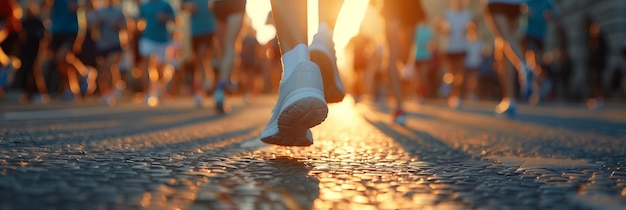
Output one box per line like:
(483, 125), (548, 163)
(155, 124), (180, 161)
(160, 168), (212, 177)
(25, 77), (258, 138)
(1, 96), (626, 209)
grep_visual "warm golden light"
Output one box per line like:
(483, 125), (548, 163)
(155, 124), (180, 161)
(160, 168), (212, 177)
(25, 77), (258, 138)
(443, 72), (455, 84)
(137, 20), (146, 32)
(13, 6), (23, 19)
(146, 96), (159, 107)
(245, 0), (369, 69)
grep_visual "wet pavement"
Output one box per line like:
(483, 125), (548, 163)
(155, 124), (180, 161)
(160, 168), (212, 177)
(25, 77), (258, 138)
(1, 96), (625, 210)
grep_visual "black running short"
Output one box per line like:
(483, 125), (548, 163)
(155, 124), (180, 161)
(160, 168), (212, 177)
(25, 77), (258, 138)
(381, 0), (426, 25)
(96, 44), (123, 58)
(49, 32), (77, 52)
(191, 33), (214, 52)
(213, 0), (247, 22)
(486, 3), (522, 18)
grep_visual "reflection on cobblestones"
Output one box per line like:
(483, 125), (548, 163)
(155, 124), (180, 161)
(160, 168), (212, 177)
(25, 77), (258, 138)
(1, 99), (625, 209)
(190, 102), (471, 209)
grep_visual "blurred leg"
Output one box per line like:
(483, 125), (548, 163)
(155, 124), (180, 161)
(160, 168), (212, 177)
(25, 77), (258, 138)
(194, 38), (213, 107)
(147, 54), (159, 96)
(96, 56), (109, 94)
(318, 0), (344, 30)
(450, 55), (465, 104)
(486, 13), (516, 100)
(217, 13), (244, 84)
(385, 18), (415, 110)
(194, 40), (211, 94)
(108, 53), (122, 92)
(560, 12), (588, 99)
(385, 18), (404, 110)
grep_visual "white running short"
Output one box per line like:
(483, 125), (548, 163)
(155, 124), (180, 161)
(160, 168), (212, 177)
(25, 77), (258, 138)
(139, 38), (168, 63)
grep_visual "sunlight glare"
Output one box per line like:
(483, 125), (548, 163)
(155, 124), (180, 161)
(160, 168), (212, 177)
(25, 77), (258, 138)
(245, 0), (369, 70)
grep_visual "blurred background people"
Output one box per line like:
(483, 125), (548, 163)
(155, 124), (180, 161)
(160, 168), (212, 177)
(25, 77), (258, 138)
(377, 0), (426, 124)
(182, 0), (217, 107)
(94, 0), (127, 105)
(212, 0), (247, 113)
(43, 0), (94, 101)
(0, 0), (23, 98)
(437, 0), (473, 109)
(484, 0), (534, 117)
(137, 0), (176, 107)
(464, 21), (483, 102)
(522, 0), (556, 104)
(347, 27), (374, 104)
(554, 0), (626, 104)
(14, 2), (47, 103)
(239, 24), (263, 103)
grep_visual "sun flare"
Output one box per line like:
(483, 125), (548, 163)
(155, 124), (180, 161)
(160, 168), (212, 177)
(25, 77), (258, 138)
(245, 0), (370, 71)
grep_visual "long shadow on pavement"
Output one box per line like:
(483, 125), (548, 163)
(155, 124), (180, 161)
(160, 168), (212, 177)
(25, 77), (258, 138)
(462, 108), (626, 138)
(1, 106), (238, 151)
(0, 106), (273, 210)
(361, 112), (585, 209)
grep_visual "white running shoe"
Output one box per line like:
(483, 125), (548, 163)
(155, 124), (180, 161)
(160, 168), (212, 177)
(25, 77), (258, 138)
(145, 94), (159, 107)
(310, 26), (345, 103)
(392, 109), (407, 126)
(260, 61), (328, 146)
(194, 93), (203, 108)
(495, 99), (516, 118)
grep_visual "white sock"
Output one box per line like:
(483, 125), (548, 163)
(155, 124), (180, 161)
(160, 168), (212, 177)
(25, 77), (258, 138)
(281, 43), (309, 82)
(317, 22), (333, 38)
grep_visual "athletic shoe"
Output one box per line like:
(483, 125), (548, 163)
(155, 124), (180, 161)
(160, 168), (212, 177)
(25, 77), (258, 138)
(114, 81), (126, 99)
(310, 26), (345, 103)
(586, 98), (605, 110)
(145, 94), (159, 107)
(214, 88), (225, 113)
(495, 100), (516, 118)
(416, 96), (425, 105)
(79, 67), (97, 96)
(260, 61), (328, 146)
(448, 96), (462, 109)
(194, 93), (204, 108)
(353, 95), (361, 104)
(102, 92), (116, 106)
(0, 57), (18, 89)
(392, 109), (407, 126)
(519, 63), (535, 100)
(31, 93), (50, 104)
(61, 89), (75, 102)
(0, 64), (9, 88)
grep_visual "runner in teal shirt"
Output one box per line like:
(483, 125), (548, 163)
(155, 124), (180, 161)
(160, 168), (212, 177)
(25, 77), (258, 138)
(414, 24), (434, 62)
(185, 0), (216, 36)
(139, 0), (175, 43)
(182, 0), (217, 107)
(50, 0), (79, 34)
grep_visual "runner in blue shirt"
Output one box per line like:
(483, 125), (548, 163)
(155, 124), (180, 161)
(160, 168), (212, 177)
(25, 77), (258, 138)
(182, 0), (216, 107)
(137, 0), (175, 106)
(45, 0), (91, 101)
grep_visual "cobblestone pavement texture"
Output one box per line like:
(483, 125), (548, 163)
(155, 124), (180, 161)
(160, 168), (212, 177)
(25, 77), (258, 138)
(1, 96), (626, 210)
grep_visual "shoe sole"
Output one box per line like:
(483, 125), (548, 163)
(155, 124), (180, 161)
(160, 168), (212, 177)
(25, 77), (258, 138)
(261, 97), (328, 146)
(310, 49), (345, 103)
